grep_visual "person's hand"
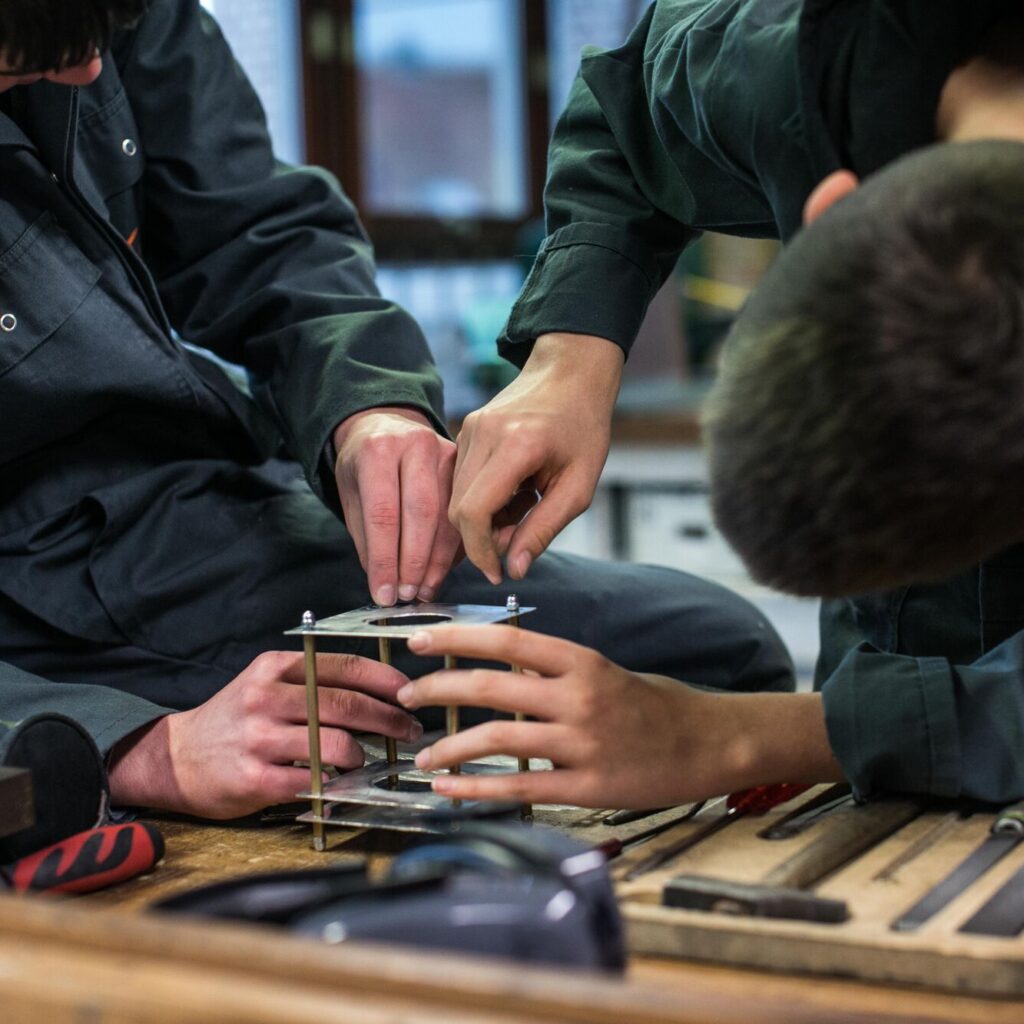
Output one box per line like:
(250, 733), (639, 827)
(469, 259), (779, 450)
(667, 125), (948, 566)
(333, 407), (463, 605)
(107, 651), (422, 818)
(397, 626), (842, 808)
(449, 333), (624, 584)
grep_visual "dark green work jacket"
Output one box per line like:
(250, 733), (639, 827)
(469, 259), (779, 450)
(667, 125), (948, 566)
(0, 0), (443, 753)
(499, 0), (1024, 803)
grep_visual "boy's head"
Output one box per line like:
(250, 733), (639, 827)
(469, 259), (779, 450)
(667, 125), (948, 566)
(703, 140), (1024, 597)
(0, 1), (148, 90)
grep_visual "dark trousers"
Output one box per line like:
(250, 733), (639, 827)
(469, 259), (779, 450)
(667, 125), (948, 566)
(0, 459), (794, 728)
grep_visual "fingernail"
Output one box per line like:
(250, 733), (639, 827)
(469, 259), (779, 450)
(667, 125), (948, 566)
(376, 585), (396, 607)
(485, 570), (502, 586)
(398, 584), (418, 602)
(432, 775), (455, 794)
(407, 630), (431, 652)
(417, 586), (435, 603)
(408, 719), (424, 742)
(397, 683), (414, 705)
(511, 552), (532, 579)
(415, 748), (431, 769)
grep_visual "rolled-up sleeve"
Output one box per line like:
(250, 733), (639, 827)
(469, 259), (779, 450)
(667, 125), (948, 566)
(821, 633), (1024, 804)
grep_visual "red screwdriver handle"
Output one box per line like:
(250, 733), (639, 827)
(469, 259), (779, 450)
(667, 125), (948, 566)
(6, 822), (164, 894)
(727, 784), (811, 815)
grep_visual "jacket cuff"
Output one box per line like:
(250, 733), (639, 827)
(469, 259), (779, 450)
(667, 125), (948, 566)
(821, 645), (962, 799)
(498, 223), (662, 368)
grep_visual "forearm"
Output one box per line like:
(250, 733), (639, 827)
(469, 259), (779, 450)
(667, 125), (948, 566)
(715, 690), (846, 790)
(525, 332), (625, 404)
(646, 678), (845, 799)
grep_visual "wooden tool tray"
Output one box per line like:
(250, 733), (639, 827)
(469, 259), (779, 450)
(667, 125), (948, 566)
(614, 790), (1024, 996)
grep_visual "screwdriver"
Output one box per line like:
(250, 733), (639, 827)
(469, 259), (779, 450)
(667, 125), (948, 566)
(622, 783), (811, 881)
(1, 822), (164, 895)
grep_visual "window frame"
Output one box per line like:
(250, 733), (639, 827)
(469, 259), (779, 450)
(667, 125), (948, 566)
(299, 0), (550, 261)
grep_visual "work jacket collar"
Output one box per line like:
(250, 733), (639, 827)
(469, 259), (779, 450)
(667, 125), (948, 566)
(0, 81), (79, 177)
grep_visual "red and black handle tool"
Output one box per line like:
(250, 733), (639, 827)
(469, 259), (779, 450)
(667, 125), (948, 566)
(2, 821), (165, 894)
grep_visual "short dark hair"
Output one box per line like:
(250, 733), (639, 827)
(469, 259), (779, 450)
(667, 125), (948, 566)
(0, 1), (149, 73)
(703, 140), (1024, 597)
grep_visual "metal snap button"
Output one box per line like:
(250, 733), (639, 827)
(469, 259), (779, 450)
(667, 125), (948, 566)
(121, 138), (137, 157)
(0, 313), (17, 332)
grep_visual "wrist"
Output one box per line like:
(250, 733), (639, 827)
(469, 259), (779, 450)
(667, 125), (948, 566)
(107, 715), (185, 811)
(332, 406), (433, 458)
(718, 692), (845, 790)
(526, 333), (624, 404)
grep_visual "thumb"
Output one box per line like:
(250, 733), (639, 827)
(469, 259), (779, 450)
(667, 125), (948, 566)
(504, 477), (588, 579)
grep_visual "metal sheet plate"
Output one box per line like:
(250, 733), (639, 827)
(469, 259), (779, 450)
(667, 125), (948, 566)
(298, 757), (524, 813)
(284, 602), (535, 639)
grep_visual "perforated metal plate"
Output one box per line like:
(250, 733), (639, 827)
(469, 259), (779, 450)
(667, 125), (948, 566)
(284, 602), (535, 639)
(297, 757), (524, 814)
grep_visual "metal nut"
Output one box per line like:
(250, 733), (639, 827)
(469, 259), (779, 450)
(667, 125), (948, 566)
(121, 138), (137, 157)
(0, 313), (16, 332)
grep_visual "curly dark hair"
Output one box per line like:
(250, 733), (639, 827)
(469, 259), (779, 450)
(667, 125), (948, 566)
(703, 140), (1024, 597)
(0, 0), (149, 72)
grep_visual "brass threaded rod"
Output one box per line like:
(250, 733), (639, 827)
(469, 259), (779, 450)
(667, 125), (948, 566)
(303, 632), (325, 851)
(379, 637), (398, 767)
(508, 604), (532, 820)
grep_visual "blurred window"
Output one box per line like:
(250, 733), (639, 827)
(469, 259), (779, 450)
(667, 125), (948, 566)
(354, 0), (527, 219)
(546, 0), (646, 122)
(200, 0), (305, 164)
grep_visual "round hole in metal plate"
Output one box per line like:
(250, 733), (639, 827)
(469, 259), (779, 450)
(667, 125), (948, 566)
(373, 774), (434, 792)
(368, 613), (453, 627)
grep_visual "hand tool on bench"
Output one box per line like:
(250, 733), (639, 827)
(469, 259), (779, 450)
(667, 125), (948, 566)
(595, 802), (709, 861)
(871, 809), (969, 883)
(758, 784), (854, 840)
(664, 797), (922, 923)
(622, 783), (810, 881)
(958, 857), (1024, 937)
(892, 800), (1024, 932)
(603, 807), (673, 827)
(1, 822), (164, 894)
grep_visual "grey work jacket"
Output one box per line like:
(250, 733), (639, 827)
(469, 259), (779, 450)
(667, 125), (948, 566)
(0, 0), (444, 752)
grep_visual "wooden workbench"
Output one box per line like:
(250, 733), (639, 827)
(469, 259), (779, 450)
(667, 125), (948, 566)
(1, 815), (1021, 1024)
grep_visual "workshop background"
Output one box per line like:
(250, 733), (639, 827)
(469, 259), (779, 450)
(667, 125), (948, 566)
(200, 0), (819, 685)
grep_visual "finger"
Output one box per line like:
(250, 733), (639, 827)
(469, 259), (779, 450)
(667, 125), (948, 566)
(337, 486), (368, 570)
(453, 450), (546, 582)
(504, 472), (590, 580)
(417, 445), (463, 601)
(414, 720), (574, 770)
(244, 764), (324, 812)
(405, 624), (580, 676)
(417, 521), (463, 603)
(396, 436), (441, 601)
(493, 488), (540, 530)
(275, 652), (410, 701)
(399, 667), (565, 721)
(493, 490), (541, 558)
(355, 443), (401, 606)
(430, 766), (590, 806)
(273, 725), (366, 771)
(279, 684), (422, 741)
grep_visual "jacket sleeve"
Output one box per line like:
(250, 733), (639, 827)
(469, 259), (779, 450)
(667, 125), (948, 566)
(116, 0), (445, 506)
(0, 661), (170, 758)
(498, 1), (784, 368)
(818, 603), (1024, 803)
